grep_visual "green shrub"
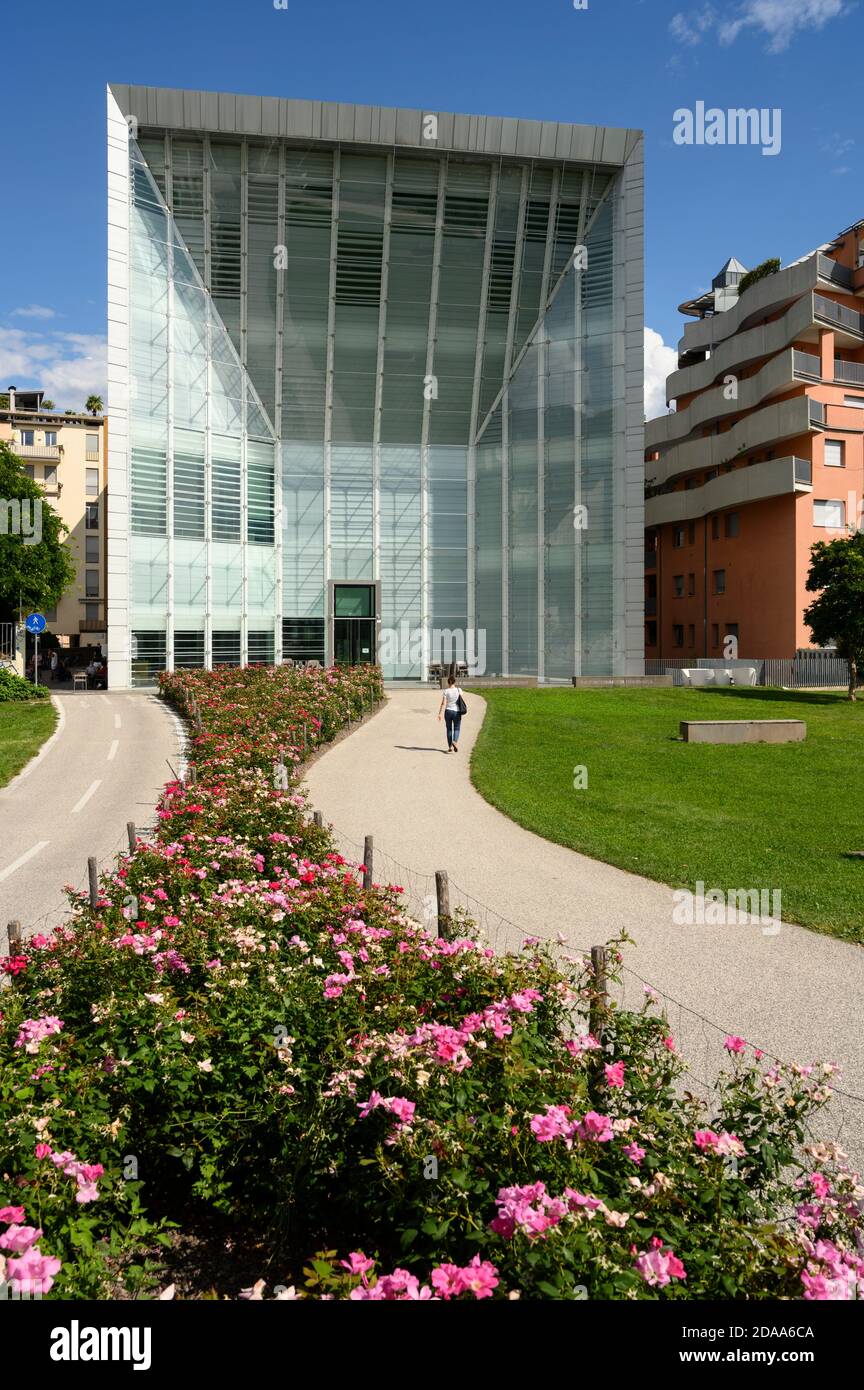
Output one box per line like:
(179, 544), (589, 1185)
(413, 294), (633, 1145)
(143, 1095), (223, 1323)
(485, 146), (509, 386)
(737, 258), (781, 298)
(0, 667), (49, 702)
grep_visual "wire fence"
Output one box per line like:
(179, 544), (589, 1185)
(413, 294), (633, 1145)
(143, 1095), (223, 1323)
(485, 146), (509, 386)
(646, 656), (852, 689)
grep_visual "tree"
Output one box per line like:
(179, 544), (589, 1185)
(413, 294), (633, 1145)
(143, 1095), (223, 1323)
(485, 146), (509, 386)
(804, 531), (864, 701)
(41, 398), (55, 411)
(0, 441), (76, 626)
(85, 395), (103, 416)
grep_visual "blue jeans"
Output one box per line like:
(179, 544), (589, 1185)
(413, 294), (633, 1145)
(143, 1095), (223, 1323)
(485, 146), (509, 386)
(444, 709), (461, 746)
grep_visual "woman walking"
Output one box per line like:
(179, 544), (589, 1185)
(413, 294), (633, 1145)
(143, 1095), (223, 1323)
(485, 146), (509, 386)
(438, 674), (466, 753)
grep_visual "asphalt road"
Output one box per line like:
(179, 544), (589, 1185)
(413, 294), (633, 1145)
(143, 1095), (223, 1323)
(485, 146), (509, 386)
(304, 689), (864, 1169)
(0, 690), (183, 948)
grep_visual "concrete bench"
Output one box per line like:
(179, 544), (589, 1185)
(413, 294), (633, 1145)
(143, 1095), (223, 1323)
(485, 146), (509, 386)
(680, 719), (806, 744)
(681, 668), (715, 687)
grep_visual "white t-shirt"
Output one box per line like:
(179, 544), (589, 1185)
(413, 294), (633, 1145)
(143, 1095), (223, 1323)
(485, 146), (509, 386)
(443, 686), (463, 712)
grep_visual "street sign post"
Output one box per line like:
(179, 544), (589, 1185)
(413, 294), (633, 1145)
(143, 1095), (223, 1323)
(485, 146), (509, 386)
(25, 613), (46, 688)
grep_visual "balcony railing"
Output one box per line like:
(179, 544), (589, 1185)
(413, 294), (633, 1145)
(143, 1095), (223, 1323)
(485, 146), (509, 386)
(794, 457), (812, 485)
(809, 400), (826, 425)
(817, 254), (854, 289)
(15, 443), (60, 460)
(834, 359), (864, 384)
(814, 293), (864, 336)
(793, 350), (821, 378)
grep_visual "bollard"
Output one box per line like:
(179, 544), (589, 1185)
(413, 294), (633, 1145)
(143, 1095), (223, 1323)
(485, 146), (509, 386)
(313, 811), (323, 828)
(363, 836), (373, 892)
(435, 870), (451, 941)
(7, 920), (22, 951)
(88, 857), (99, 910)
(127, 822), (137, 854)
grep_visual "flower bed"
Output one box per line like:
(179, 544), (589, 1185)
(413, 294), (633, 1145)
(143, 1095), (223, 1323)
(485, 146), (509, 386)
(1, 664), (862, 1301)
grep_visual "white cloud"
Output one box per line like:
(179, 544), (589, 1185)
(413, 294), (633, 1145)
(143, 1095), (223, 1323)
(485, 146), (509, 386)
(644, 327), (678, 420)
(0, 325), (106, 407)
(670, 0), (847, 52)
(10, 304), (56, 320)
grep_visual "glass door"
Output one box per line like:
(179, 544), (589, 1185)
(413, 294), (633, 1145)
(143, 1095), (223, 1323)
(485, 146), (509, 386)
(333, 585), (376, 665)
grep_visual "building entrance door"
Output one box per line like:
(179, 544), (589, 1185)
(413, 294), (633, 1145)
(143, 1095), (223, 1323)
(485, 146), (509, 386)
(332, 584), (376, 665)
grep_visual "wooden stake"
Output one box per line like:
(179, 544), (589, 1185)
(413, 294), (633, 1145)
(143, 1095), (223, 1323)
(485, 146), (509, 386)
(589, 945), (608, 1046)
(88, 857), (99, 910)
(363, 836), (373, 891)
(127, 822), (137, 854)
(435, 870), (451, 941)
(313, 810), (323, 828)
(7, 920), (22, 951)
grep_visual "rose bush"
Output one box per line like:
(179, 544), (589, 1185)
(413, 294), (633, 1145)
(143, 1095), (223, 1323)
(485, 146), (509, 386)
(1, 663), (862, 1300)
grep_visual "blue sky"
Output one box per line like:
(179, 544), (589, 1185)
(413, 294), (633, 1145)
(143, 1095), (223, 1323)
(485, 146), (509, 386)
(0, 0), (860, 414)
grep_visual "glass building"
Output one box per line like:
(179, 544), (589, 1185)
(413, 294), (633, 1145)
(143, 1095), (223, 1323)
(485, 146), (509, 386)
(107, 86), (644, 686)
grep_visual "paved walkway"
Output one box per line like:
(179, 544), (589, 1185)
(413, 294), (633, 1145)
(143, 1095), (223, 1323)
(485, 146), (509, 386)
(305, 690), (864, 1164)
(0, 691), (182, 947)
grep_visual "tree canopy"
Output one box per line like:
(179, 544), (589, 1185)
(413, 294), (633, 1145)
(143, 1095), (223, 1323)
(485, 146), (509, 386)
(0, 441), (76, 625)
(804, 531), (864, 700)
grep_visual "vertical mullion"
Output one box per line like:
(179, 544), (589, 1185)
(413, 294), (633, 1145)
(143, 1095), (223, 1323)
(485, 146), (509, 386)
(323, 148), (341, 664)
(420, 156), (447, 675)
(539, 167), (561, 312)
(166, 162), (175, 674)
(468, 165), (498, 639)
(536, 318), (546, 684)
(274, 141), (285, 664)
(240, 139), (249, 667)
(203, 137), (213, 670)
(373, 151), (394, 601)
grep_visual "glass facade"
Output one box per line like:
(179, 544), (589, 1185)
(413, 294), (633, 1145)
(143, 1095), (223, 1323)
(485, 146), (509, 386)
(109, 90), (643, 685)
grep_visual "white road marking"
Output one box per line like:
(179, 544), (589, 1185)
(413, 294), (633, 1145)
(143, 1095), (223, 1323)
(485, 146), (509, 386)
(114, 713), (122, 730)
(0, 840), (50, 883)
(107, 740), (119, 762)
(71, 780), (102, 814)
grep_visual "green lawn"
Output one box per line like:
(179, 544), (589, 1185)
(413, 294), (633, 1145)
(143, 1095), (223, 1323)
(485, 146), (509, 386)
(468, 686), (864, 943)
(0, 701), (57, 788)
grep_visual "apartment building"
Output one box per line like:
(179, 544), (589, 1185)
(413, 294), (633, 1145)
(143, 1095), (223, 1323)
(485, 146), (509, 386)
(0, 388), (108, 648)
(644, 225), (864, 660)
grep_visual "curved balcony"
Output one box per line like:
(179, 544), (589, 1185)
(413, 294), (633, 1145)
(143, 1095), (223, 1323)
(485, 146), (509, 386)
(677, 253), (856, 359)
(645, 456), (813, 527)
(647, 395), (817, 489)
(666, 294), (818, 404)
(647, 348), (807, 451)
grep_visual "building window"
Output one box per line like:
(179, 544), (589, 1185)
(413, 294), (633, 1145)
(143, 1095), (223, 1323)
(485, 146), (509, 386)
(711, 623), (719, 647)
(725, 623), (739, 644)
(842, 395), (864, 408)
(85, 569), (100, 597)
(672, 624), (684, 648)
(42, 465), (57, 487)
(44, 606), (57, 623)
(824, 439), (845, 468)
(44, 431), (57, 447)
(85, 502), (99, 529)
(725, 511), (740, 538)
(814, 499), (845, 528)
(688, 624), (696, 647)
(86, 536), (99, 564)
(673, 527), (685, 548)
(711, 515), (720, 540)
(688, 522), (696, 544)
(86, 433), (100, 457)
(713, 569), (726, 595)
(646, 621), (657, 646)
(85, 603), (100, 623)
(688, 573), (696, 596)
(86, 467), (99, 497)
(19, 429), (34, 447)
(23, 464), (34, 480)
(673, 574), (684, 598)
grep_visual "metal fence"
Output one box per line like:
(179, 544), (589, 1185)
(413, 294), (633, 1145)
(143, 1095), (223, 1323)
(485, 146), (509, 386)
(645, 655), (851, 689)
(0, 624), (16, 664)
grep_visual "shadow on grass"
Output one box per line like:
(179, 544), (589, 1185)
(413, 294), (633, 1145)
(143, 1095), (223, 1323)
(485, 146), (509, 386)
(701, 687), (852, 707)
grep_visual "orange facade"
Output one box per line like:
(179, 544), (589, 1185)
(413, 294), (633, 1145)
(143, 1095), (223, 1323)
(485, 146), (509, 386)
(645, 227), (864, 660)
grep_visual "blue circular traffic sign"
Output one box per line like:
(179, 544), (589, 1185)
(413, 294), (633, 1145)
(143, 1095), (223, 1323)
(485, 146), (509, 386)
(25, 613), (46, 634)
